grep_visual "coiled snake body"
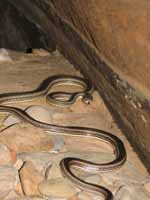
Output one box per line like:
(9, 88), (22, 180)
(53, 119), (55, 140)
(0, 75), (126, 200)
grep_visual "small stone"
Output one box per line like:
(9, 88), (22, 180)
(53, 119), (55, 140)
(77, 192), (92, 200)
(0, 166), (19, 199)
(5, 195), (44, 200)
(45, 164), (63, 180)
(3, 105), (53, 128)
(4, 191), (21, 200)
(144, 182), (150, 193)
(18, 152), (53, 175)
(77, 192), (102, 200)
(0, 144), (16, 165)
(3, 115), (21, 127)
(0, 48), (12, 62)
(69, 194), (80, 200)
(32, 48), (51, 56)
(114, 185), (150, 200)
(14, 159), (24, 170)
(25, 105), (52, 124)
(50, 134), (65, 153)
(19, 161), (44, 196)
(38, 177), (76, 198)
(85, 175), (101, 184)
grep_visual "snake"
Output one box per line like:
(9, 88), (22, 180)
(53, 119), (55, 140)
(0, 74), (126, 200)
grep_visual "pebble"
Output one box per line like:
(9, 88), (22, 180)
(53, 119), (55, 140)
(25, 105), (53, 124)
(0, 144), (16, 165)
(77, 192), (92, 200)
(0, 166), (19, 199)
(4, 191), (21, 200)
(38, 177), (76, 198)
(3, 115), (21, 127)
(3, 105), (53, 127)
(45, 163), (63, 180)
(114, 185), (150, 200)
(144, 182), (150, 193)
(0, 48), (12, 62)
(49, 134), (65, 153)
(19, 161), (44, 196)
(14, 159), (24, 170)
(85, 175), (101, 184)
(18, 152), (53, 175)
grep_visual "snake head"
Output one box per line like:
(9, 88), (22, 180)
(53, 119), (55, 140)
(82, 93), (93, 104)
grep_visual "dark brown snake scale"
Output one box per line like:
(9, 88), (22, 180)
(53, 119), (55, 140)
(0, 75), (127, 200)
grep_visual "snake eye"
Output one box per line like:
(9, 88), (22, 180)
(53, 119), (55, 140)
(82, 94), (93, 104)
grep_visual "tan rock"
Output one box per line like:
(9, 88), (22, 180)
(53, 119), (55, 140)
(144, 182), (150, 193)
(3, 115), (21, 127)
(38, 177), (76, 198)
(0, 123), (54, 153)
(14, 159), (24, 170)
(85, 175), (101, 184)
(78, 190), (108, 200)
(25, 105), (53, 124)
(4, 191), (21, 200)
(32, 48), (51, 56)
(19, 161), (44, 196)
(77, 192), (95, 200)
(18, 152), (53, 175)
(0, 144), (16, 165)
(114, 185), (150, 200)
(5, 191), (42, 200)
(50, 134), (65, 153)
(0, 166), (19, 199)
(45, 163), (63, 180)
(0, 48), (12, 62)
(69, 194), (80, 200)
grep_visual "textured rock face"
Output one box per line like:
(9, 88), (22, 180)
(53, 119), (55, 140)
(51, 0), (150, 97)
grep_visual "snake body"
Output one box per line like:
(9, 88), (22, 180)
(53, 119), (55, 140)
(0, 75), (126, 200)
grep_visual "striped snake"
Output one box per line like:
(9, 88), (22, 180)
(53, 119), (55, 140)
(0, 75), (126, 200)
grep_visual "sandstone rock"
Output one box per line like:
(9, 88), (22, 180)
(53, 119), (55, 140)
(144, 182), (150, 193)
(77, 192), (93, 200)
(3, 105), (53, 128)
(114, 185), (150, 200)
(69, 194), (80, 200)
(4, 191), (21, 200)
(18, 152), (53, 175)
(19, 161), (44, 196)
(25, 105), (53, 124)
(14, 159), (24, 170)
(0, 123), (54, 153)
(3, 114), (21, 127)
(0, 144), (16, 165)
(85, 175), (101, 185)
(0, 166), (19, 199)
(0, 48), (12, 62)
(46, 133), (65, 153)
(38, 177), (76, 198)
(45, 163), (63, 180)
(32, 49), (51, 56)
(4, 192), (45, 200)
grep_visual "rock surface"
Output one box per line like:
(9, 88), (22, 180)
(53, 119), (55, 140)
(0, 50), (149, 200)
(0, 124), (54, 153)
(38, 178), (76, 198)
(19, 161), (43, 196)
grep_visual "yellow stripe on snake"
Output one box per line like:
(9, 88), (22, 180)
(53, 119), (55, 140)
(0, 75), (126, 200)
